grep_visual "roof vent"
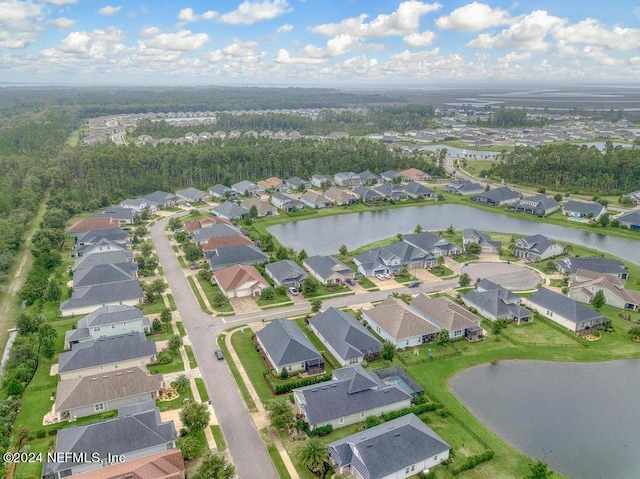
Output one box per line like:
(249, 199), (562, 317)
(394, 433), (401, 437)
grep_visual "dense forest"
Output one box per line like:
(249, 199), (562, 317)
(486, 142), (640, 194)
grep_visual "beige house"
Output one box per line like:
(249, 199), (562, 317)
(569, 269), (640, 311)
(214, 264), (269, 298)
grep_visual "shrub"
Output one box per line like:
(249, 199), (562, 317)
(273, 372), (332, 395)
(381, 402), (437, 422)
(453, 450), (495, 475)
(308, 424), (333, 437)
(365, 416), (383, 429)
(155, 352), (173, 365)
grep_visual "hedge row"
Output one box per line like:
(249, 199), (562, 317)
(308, 424), (333, 437)
(381, 402), (438, 422)
(453, 450), (495, 475)
(272, 372), (332, 395)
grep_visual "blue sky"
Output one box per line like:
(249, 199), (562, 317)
(2, 0), (639, 85)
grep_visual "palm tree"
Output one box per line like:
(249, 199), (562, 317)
(172, 373), (189, 393)
(628, 325), (640, 341)
(296, 437), (329, 478)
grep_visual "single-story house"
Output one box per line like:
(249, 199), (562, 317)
(556, 257), (628, 280)
(258, 176), (288, 192)
(303, 255), (355, 284)
(353, 241), (434, 277)
(310, 174), (334, 188)
(271, 192), (304, 212)
(327, 414), (450, 479)
(192, 223), (243, 245)
(309, 308), (382, 366)
(410, 294), (482, 341)
(68, 450), (184, 479)
(358, 170), (382, 185)
(402, 231), (462, 257)
(208, 184), (238, 200)
(285, 176), (312, 191)
(323, 187), (358, 205)
(120, 198), (152, 213)
(211, 201), (249, 220)
(240, 197), (278, 217)
(525, 287), (608, 334)
(57, 333), (158, 380)
(334, 172), (361, 187)
(231, 180), (264, 197)
(462, 279), (533, 324)
(445, 179), (485, 196)
(204, 244), (268, 271)
(398, 168), (429, 182)
(569, 269), (640, 311)
(363, 296), (440, 348)
(514, 234), (565, 261)
(184, 216), (231, 235)
(293, 365), (411, 430)
(625, 190), (640, 205)
(60, 280), (144, 318)
(403, 182), (435, 199)
(265, 259), (308, 288)
(90, 205), (138, 224)
(381, 170), (399, 182)
(142, 191), (181, 208)
(617, 210), (640, 231)
(373, 183), (408, 201)
(562, 200), (607, 221)
(175, 187), (209, 204)
(53, 367), (162, 422)
(512, 194), (559, 217)
(256, 319), (324, 375)
(300, 190), (332, 209)
(68, 217), (121, 238)
(201, 234), (253, 252)
(471, 186), (521, 206)
(41, 402), (176, 479)
(462, 228), (501, 254)
(353, 186), (386, 205)
(214, 264), (269, 298)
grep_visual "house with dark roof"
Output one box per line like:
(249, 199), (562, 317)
(176, 187), (209, 203)
(462, 279), (533, 324)
(514, 234), (565, 261)
(309, 308), (382, 366)
(72, 247), (134, 272)
(53, 367), (162, 422)
(265, 259), (308, 288)
(353, 186), (386, 205)
(381, 170), (399, 182)
(562, 200), (607, 221)
(410, 294), (482, 341)
(471, 186), (521, 206)
(300, 190), (332, 209)
(71, 262), (136, 288)
(64, 305), (150, 349)
(256, 319), (324, 374)
(192, 223), (242, 245)
(323, 187), (358, 206)
(271, 192), (304, 212)
(231, 180), (264, 197)
(334, 172), (361, 187)
(353, 242), (435, 277)
(240, 197), (277, 217)
(142, 191), (180, 208)
(208, 184), (238, 200)
(625, 190), (640, 205)
(569, 270), (640, 311)
(403, 182), (435, 199)
(617, 210), (640, 231)
(310, 174), (334, 188)
(211, 200), (249, 220)
(57, 333), (157, 380)
(512, 194), (559, 217)
(60, 280), (144, 318)
(204, 244), (268, 271)
(75, 230), (131, 254)
(285, 176), (311, 191)
(90, 205), (138, 224)
(327, 414), (450, 479)
(402, 231), (462, 257)
(526, 287), (608, 334)
(214, 264), (269, 298)
(373, 183), (408, 201)
(445, 179), (484, 195)
(363, 296), (439, 348)
(41, 402), (176, 479)
(556, 257), (628, 280)
(462, 228), (501, 254)
(303, 255), (355, 284)
(293, 365), (411, 430)
(358, 171), (382, 185)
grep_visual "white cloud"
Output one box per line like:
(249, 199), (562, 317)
(497, 51), (531, 63)
(41, 27), (127, 60)
(303, 34), (357, 58)
(404, 30), (436, 46)
(436, 2), (510, 32)
(579, 45), (622, 66)
(554, 18), (640, 50)
(219, 0), (291, 25)
(0, 1), (42, 23)
(277, 24), (293, 33)
(140, 26), (160, 37)
(274, 48), (326, 64)
(98, 5), (121, 16)
(467, 10), (565, 51)
(50, 17), (76, 29)
(177, 7), (218, 24)
(143, 29), (209, 51)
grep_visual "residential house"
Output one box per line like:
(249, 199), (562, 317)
(231, 180), (264, 197)
(471, 186), (521, 206)
(293, 365), (411, 430)
(323, 187), (358, 206)
(176, 187), (209, 203)
(241, 197), (278, 217)
(57, 333), (158, 380)
(556, 257), (628, 280)
(353, 242), (434, 277)
(68, 450), (184, 479)
(72, 247), (134, 274)
(358, 170), (382, 185)
(142, 191), (180, 208)
(68, 217), (121, 238)
(398, 168), (429, 182)
(256, 319), (324, 375)
(334, 172), (361, 187)
(204, 244), (268, 271)
(75, 231), (131, 255)
(374, 184), (408, 201)
(525, 287), (608, 334)
(211, 201), (249, 220)
(60, 280), (144, 317)
(381, 170), (399, 183)
(410, 294), (482, 341)
(271, 192), (304, 212)
(208, 184), (238, 200)
(353, 186), (386, 205)
(327, 414), (450, 479)
(72, 262), (136, 288)
(214, 264), (269, 298)
(617, 210), (640, 231)
(258, 176), (288, 192)
(462, 228), (501, 254)
(41, 402), (177, 479)
(265, 260), (308, 288)
(192, 223), (243, 245)
(462, 279), (533, 324)
(625, 190), (640, 205)
(300, 190), (332, 209)
(363, 296), (440, 348)
(514, 234), (565, 261)
(512, 194), (559, 216)
(53, 367), (162, 421)
(184, 216), (231, 235)
(120, 197), (152, 213)
(303, 255), (355, 284)
(201, 234), (253, 252)
(64, 304), (150, 349)
(444, 179), (485, 196)
(309, 308), (382, 366)
(562, 200), (607, 221)
(90, 205), (138, 224)
(285, 176), (311, 191)
(310, 174), (334, 188)
(403, 182), (435, 199)
(569, 269), (640, 311)
(402, 231), (462, 257)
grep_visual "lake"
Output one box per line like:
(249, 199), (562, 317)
(268, 204), (640, 263)
(449, 360), (640, 479)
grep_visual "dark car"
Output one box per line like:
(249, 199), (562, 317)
(346, 278), (356, 286)
(407, 281), (421, 288)
(215, 350), (224, 360)
(189, 263), (201, 270)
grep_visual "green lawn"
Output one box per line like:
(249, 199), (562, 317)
(176, 321), (187, 337)
(294, 318), (340, 369)
(217, 333), (257, 412)
(257, 291), (294, 308)
(195, 378), (209, 402)
(13, 437), (53, 478)
(230, 328), (274, 405)
(358, 276), (379, 291)
(430, 265), (455, 277)
(156, 382), (194, 412)
(138, 301), (167, 315)
(148, 351), (185, 375)
(197, 277), (235, 314)
(261, 429), (293, 479)
(184, 344), (198, 369)
(302, 282), (351, 298)
(166, 293), (178, 310)
(499, 318), (584, 347)
(187, 276), (214, 315)
(211, 425), (226, 451)
(394, 273), (418, 283)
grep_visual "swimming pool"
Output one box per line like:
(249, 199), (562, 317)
(568, 217), (589, 223)
(383, 376), (415, 396)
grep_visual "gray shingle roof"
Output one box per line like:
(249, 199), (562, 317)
(563, 200), (606, 216)
(204, 244), (268, 270)
(256, 319), (321, 368)
(57, 332), (157, 374)
(403, 182), (434, 196)
(193, 223), (242, 242)
(309, 308), (382, 361)
(176, 187), (206, 201)
(142, 191), (178, 205)
(295, 365), (410, 426)
(265, 259), (308, 286)
(303, 255), (353, 281)
(72, 263), (135, 288)
(402, 232), (461, 256)
(208, 184), (231, 196)
(327, 414), (450, 479)
(528, 287), (606, 324)
(74, 250), (134, 272)
(211, 201), (249, 219)
(618, 210), (640, 226)
(76, 228), (130, 246)
(515, 234), (560, 256)
(556, 257), (627, 276)
(463, 283), (533, 321)
(60, 280), (143, 312)
(65, 305), (149, 344)
(91, 205), (137, 222)
(473, 186), (520, 203)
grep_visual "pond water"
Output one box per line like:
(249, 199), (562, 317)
(268, 204), (640, 263)
(449, 359), (640, 479)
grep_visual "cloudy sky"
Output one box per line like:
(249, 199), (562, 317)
(2, 0), (639, 85)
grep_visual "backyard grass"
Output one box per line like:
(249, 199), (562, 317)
(217, 333), (257, 412)
(184, 344), (198, 369)
(230, 328), (274, 405)
(187, 276), (214, 315)
(210, 425), (226, 451)
(196, 277), (234, 314)
(499, 318), (584, 347)
(294, 318), (340, 369)
(195, 378), (209, 402)
(148, 351), (185, 375)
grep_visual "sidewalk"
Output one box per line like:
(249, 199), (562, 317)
(225, 328), (301, 479)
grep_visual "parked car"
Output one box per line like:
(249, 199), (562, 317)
(288, 286), (299, 295)
(189, 263), (201, 270)
(215, 350), (224, 360)
(375, 273), (386, 280)
(408, 281), (421, 288)
(383, 273), (391, 279)
(346, 278), (356, 286)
